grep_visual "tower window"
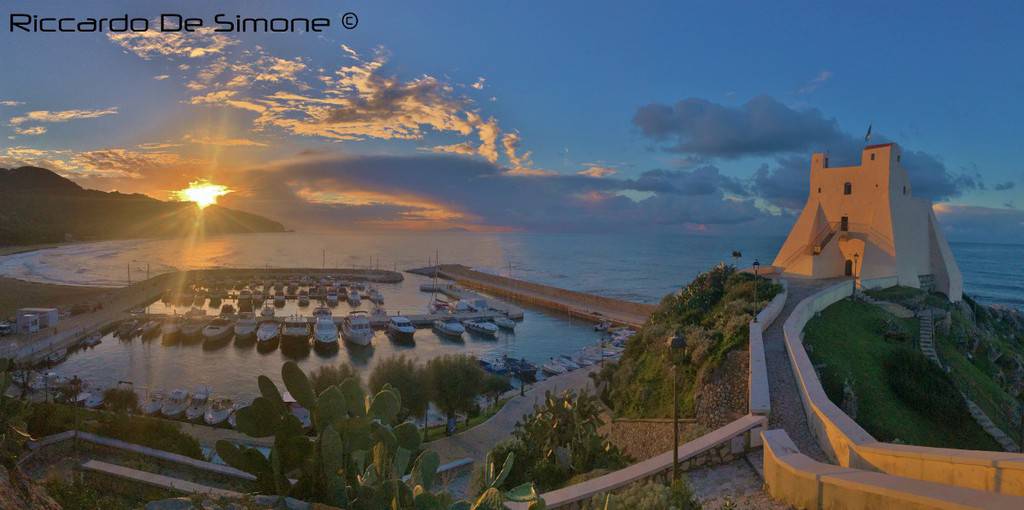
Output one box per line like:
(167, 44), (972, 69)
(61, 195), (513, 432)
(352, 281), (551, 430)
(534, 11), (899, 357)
(843, 182), (852, 195)
(903, 185), (907, 195)
(870, 153), (876, 161)
(897, 155), (901, 163)
(840, 216), (849, 231)
(817, 187), (822, 193)
(824, 157), (829, 168)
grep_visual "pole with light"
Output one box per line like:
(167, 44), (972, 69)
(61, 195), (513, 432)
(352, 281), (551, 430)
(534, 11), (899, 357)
(752, 259), (761, 323)
(666, 332), (686, 482)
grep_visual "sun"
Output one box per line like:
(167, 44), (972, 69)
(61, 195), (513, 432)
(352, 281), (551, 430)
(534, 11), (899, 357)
(171, 179), (233, 209)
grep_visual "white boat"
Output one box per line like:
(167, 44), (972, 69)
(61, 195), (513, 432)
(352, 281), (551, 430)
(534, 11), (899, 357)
(281, 391), (312, 429)
(83, 389), (105, 410)
(386, 316), (415, 342)
(325, 291), (339, 307)
(141, 391), (164, 415)
(141, 320), (161, 338)
(161, 318), (182, 339)
(233, 312), (258, 339)
(282, 315), (310, 341)
(260, 301), (275, 318)
(432, 317), (465, 339)
(341, 311), (373, 346)
(453, 301), (474, 313)
(464, 320), (499, 338)
(557, 355), (581, 370)
(227, 399), (249, 429)
(297, 291), (310, 307)
(347, 290), (361, 306)
(257, 321), (280, 343)
(313, 308), (338, 345)
(81, 333), (103, 347)
(204, 397), (233, 426)
(45, 348), (68, 365)
(493, 316), (516, 330)
(541, 359), (567, 376)
(274, 294), (286, 307)
(594, 321), (611, 332)
(202, 318), (234, 342)
(180, 320), (203, 339)
(185, 386), (210, 421)
(161, 389), (190, 418)
(368, 287), (384, 304)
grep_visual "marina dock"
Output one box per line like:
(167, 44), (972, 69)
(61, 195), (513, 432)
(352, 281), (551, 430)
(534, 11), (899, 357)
(408, 265), (655, 328)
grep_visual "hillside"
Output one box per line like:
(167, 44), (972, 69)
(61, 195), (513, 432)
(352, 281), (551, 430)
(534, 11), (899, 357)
(593, 264), (781, 426)
(0, 166), (285, 245)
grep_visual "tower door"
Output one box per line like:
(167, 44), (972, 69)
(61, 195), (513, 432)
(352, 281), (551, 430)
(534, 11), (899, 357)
(844, 259), (853, 276)
(840, 216), (849, 231)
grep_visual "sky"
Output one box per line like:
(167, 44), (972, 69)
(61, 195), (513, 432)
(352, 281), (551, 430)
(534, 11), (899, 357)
(1, 0), (1022, 240)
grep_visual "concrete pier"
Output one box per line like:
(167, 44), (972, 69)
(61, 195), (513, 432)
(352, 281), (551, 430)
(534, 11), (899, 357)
(408, 265), (655, 328)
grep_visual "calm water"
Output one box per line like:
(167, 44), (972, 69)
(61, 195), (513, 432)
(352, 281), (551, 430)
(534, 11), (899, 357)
(0, 232), (1019, 401)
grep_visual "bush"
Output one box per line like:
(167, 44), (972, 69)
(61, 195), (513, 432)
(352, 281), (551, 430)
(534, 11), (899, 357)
(45, 478), (137, 510)
(425, 354), (485, 432)
(885, 349), (969, 428)
(102, 387), (138, 413)
(309, 362), (361, 394)
(586, 479), (702, 510)
(368, 355), (428, 422)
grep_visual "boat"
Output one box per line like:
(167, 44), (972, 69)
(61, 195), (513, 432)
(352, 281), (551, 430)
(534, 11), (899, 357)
(253, 291), (264, 303)
(184, 307), (207, 318)
(204, 397), (233, 426)
(502, 357), (538, 382)
(479, 357), (509, 374)
(557, 355), (581, 370)
(30, 372), (68, 391)
(274, 294), (286, 307)
(313, 309), (339, 347)
(347, 289), (361, 306)
(81, 333), (103, 347)
(233, 312), (258, 340)
(594, 321), (612, 332)
(202, 318), (234, 343)
(180, 319), (204, 340)
(386, 316), (416, 343)
(227, 399), (249, 429)
(141, 320), (161, 339)
(297, 290), (310, 307)
(282, 315), (310, 342)
(262, 301), (278, 317)
(116, 320), (138, 338)
(341, 311), (373, 346)
(83, 389), (105, 410)
(325, 291), (339, 307)
(220, 303), (236, 315)
(45, 348), (68, 365)
(161, 389), (190, 418)
(257, 321), (280, 344)
(140, 391), (164, 415)
(238, 289), (252, 309)
(464, 320), (499, 338)
(493, 316), (516, 330)
(428, 299), (450, 314)
(281, 391), (312, 429)
(432, 317), (465, 339)
(185, 386), (210, 421)
(542, 358), (568, 376)
(368, 287), (384, 304)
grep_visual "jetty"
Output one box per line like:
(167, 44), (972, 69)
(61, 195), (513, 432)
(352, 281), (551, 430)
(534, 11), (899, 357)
(408, 265), (655, 328)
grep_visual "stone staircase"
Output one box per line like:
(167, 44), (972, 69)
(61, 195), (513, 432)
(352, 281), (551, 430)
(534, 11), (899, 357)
(918, 311), (941, 365)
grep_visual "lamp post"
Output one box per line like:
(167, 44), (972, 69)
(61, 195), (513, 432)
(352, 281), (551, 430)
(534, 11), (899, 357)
(853, 253), (860, 291)
(666, 333), (686, 482)
(752, 259), (761, 322)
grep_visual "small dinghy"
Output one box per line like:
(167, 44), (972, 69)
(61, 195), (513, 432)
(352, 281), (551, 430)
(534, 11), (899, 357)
(542, 358), (567, 376)
(493, 316), (516, 331)
(464, 320), (499, 338)
(204, 396), (233, 426)
(185, 385), (211, 421)
(141, 391), (164, 416)
(161, 388), (190, 419)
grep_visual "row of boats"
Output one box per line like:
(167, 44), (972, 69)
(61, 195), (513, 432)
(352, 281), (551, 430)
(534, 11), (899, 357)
(165, 279), (386, 312)
(477, 327), (635, 380)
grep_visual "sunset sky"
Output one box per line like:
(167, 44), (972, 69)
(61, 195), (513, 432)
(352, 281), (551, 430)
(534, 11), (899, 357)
(1, 1), (1022, 240)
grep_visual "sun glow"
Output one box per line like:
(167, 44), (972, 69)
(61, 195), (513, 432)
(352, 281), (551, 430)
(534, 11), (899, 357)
(171, 180), (233, 209)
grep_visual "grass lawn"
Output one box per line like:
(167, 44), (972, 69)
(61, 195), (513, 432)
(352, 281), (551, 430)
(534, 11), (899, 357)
(804, 298), (1000, 450)
(423, 398), (510, 442)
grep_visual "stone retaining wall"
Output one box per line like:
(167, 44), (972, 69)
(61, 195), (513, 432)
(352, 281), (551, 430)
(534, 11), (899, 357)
(779, 281), (1024, 497)
(749, 280), (788, 415)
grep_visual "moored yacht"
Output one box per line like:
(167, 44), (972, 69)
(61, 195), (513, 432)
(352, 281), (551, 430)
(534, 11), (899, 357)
(256, 321), (280, 344)
(325, 290), (339, 307)
(260, 301), (275, 318)
(341, 311), (372, 346)
(386, 316), (416, 343)
(493, 316), (516, 331)
(204, 396), (233, 426)
(233, 312), (258, 340)
(161, 389), (190, 418)
(542, 358), (568, 376)
(368, 287), (384, 304)
(185, 385), (210, 421)
(347, 289), (361, 306)
(432, 317), (465, 339)
(297, 290), (310, 306)
(464, 320), (499, 338)
(313, 307), (338, 347)
(202, 318), (234, 342)
(282, 315), (310, 343)
(141, 391), (164, 415)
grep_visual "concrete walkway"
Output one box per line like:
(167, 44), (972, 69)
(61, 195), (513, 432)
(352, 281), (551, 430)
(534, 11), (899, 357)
(425, 365), (600, 464)
(762, 278), (829, 462)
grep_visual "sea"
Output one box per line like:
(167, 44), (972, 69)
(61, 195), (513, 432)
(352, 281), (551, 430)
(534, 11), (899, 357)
(0, 232), (1019, 403)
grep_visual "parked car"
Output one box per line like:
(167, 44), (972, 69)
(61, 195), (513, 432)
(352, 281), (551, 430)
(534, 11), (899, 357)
(0, 322), (12, 336)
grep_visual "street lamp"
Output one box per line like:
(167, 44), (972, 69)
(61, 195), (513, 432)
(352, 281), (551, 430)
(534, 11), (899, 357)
(666, 333), (686, 482)
(752, 259), (761, 323)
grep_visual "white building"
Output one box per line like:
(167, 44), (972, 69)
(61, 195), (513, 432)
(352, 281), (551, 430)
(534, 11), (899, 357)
(17, 307), (59, 332)
(772, 143), (962, 302)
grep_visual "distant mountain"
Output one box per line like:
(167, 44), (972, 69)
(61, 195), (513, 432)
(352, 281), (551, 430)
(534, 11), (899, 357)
(0, 166), (286, 245)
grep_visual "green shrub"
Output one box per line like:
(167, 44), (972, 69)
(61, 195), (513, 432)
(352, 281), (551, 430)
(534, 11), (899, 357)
(586, 479), (702, 510)
(45, 478), (137, 510)
(309, 362), (361, 394)
(102, 387), (138, 413)
(884, 349), (969, 428)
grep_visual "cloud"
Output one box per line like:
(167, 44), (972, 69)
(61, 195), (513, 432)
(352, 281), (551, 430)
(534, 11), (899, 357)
(231, 153), (769, 232)
(183, 133), (267, 147)
(0, 100), (23, 107)
(9, 107), (118, 125)
(629, 166), (747, 196)
(13, 126), (46, 136)
(632, 96), (846, 158)
(154, 75), (170, 80)
(1, 146), (186, 179)
(108, 27), (236, 59)
(578, 165), (617, 178)
(933, 203), (1024, 242)
(798, 70), (833, 94)
(994, 181), (1016, 191)
(471, 77), (486, 90)
(137, 142), (182, 150)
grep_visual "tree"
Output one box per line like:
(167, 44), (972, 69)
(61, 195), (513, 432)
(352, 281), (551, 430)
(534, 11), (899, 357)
(368, 355), (429, 423)
(425, 354), (485, 434)
(310, 362), (360, 395)
(482, 374), (512, 411)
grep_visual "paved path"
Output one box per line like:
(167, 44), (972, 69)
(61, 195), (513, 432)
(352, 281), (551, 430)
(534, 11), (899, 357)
(425, 365), (600, 464)
(688, 457), (787, 510)
(763, 279), (829, 462)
